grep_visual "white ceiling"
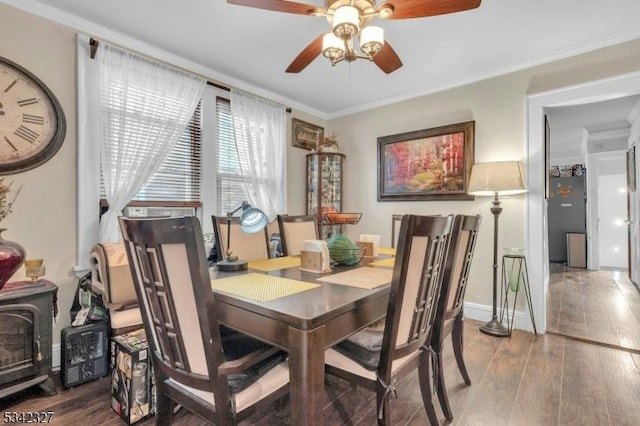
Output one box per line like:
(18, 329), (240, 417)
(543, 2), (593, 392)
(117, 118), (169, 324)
(6, 0), (640, 119)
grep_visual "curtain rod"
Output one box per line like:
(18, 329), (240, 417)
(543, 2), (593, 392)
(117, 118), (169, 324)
(90, 37), (291, 114)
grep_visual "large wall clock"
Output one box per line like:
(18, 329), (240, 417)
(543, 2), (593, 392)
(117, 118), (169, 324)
(0, 56), (66, 175)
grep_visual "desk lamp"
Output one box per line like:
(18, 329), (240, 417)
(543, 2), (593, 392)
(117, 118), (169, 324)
(468, 161), (527, 337)
(216, 201), (268, 272)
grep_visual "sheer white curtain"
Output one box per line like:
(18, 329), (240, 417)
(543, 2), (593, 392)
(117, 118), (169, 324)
(230, 89), (286, 221)
(98, 43), (205, 242)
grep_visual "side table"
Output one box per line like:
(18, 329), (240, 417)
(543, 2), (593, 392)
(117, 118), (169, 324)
(499, 253), (537, 336)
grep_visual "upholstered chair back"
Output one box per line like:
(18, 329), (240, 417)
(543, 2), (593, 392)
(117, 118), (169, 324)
(212, 215), (270, 262)
(276, 215), (318, 256)
(381, 214), (453, 371)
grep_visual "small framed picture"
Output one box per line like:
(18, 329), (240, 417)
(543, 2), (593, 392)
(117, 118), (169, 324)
(292, 118), (324, 150)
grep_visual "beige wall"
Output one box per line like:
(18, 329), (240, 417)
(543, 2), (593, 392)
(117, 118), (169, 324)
(0, 5), (77, 343)
(328, 38), (640, 309)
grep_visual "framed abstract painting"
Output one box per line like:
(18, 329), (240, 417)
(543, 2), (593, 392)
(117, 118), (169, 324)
(377, 121), (475, 201)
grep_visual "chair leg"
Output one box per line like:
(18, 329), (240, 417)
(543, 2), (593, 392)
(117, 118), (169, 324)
(435, 348), (454, 422)
(451, 316), (471, 385)
(156, 382), (174, 426)
(376, 391), (392, 426)
(418, 350), (440, 426)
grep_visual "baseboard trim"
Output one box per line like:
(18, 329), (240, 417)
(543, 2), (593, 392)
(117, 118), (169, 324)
(464, 302), (537, 334)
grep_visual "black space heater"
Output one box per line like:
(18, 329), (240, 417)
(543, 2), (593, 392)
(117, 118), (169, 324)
(61, 322), (109, 388)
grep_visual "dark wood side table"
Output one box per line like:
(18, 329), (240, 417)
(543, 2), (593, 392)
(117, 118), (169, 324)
(0, 280), (58, 399)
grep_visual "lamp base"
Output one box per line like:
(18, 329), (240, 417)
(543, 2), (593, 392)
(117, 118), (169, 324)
(216, 259), (248, 272)
(479, 318), (509, 337)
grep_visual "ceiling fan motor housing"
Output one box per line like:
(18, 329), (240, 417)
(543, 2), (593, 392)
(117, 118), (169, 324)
(325, 0), (380, 28)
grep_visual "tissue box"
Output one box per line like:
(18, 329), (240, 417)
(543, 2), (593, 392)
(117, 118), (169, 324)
(359, 234), (381, 257)
(110, 329), (155, 424)
(300, 240), (331, 273)
(301, 250), (324, 272)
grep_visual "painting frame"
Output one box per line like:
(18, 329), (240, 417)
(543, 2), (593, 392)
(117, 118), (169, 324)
(377, 121), (475, 201)
(292, 118), (324, 150)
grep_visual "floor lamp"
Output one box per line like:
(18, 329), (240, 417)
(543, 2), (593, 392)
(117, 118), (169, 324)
(468, 161), (527, 337)
(216, 201), (268, 272)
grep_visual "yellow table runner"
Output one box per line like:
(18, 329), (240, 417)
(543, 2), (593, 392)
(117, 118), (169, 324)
(248, 256), (301, 272)
(211, 272), (318, 302)
(317, 267), (393, 290)
(368, 257), (396, 268)
(378, 247), (396, 256)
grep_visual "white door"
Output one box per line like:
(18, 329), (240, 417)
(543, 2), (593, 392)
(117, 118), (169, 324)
(597, 173), (628, 269)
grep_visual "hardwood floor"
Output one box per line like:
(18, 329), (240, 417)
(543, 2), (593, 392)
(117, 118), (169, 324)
(547, 264), (640, 353)
(2, 317), (640, 425)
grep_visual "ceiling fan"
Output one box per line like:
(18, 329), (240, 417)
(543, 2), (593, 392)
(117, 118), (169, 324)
(227, 0), (482, 74)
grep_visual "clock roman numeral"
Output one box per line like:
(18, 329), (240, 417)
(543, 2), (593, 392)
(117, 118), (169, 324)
(17, 98), (38, 107)
(14, 125), (39, 143)
(3, 79), (18, 93)
(3, 136), (18, 152)
(22, 114), (44, 125)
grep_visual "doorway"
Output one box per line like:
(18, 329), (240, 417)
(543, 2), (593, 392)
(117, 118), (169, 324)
(526, 71), (640, 334)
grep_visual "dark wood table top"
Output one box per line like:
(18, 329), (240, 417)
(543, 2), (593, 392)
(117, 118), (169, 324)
(210, 260), (391, 331)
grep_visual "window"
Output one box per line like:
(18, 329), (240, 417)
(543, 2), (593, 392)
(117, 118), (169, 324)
(101, 101), (202, 208)
(216, 97), (250, 214)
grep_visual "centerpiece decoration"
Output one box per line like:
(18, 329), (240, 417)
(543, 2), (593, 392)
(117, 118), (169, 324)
(318, 135), (340, 153)
(0, 178), (24, 290)
(327, 234), (365, 265)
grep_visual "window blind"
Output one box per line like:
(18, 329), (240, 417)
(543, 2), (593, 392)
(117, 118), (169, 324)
(101, 101), (202, 206)
(216, 97), (250, 214)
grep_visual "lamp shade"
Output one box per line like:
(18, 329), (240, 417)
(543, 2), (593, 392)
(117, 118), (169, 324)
(322, 32), (345, 60)
(360, 25), (384, 57)
(333, 5), (360, 39)
(240, 206), (268, 233)
(468, 161), (527, 196)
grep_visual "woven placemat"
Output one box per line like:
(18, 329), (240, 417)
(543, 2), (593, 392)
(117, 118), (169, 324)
(211, 272), (318, 302)
(378, 247), (396, 256)
(368, 257), (396, 268)
(248, 256), (301, 272)
(317, 267), (392, 290)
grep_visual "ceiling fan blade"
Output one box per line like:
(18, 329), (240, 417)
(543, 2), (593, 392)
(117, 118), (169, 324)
(227, 0), (318, 15)
(373, 42), (402, 74)
(286, 34), (324, 73)
(380, 0), (481, 19)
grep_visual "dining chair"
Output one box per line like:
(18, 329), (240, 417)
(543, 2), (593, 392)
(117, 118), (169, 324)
(212, 215), (270, 262)
(390, 214), (404, 249)
(430, 214), (482, 421)
(324, 214), (454, 425)
(276, 214), (318, 256)
(119, 216), (289, 425)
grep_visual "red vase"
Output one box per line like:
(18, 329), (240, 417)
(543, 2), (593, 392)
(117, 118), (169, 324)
(0, 229), (26, 291)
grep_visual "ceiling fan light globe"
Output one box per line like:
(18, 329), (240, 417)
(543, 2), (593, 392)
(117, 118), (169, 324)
(322, 32), (345, 61)
(333, 5), (360, 40)
(360, 25), (384, 57)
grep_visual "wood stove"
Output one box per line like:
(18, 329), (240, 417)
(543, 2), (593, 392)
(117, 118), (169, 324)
(0, 281), (57, 399)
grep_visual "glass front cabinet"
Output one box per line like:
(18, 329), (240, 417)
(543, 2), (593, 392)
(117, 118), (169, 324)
(306, 152), (345, 239)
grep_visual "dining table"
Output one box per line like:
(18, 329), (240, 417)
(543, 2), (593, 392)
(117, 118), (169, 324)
(210, 253), (395, 426)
